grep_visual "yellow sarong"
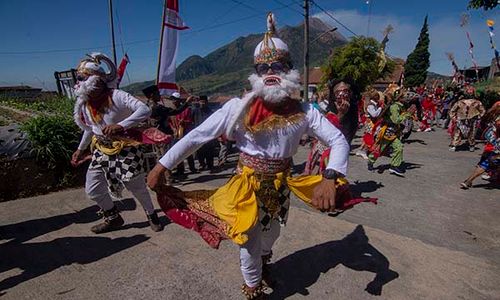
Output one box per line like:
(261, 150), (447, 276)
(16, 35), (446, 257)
(209, 165), (348, 245)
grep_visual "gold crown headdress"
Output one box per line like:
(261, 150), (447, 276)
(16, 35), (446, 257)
(253, 13), (291, 65)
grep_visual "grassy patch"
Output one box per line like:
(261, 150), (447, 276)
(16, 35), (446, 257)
(0, 95), (74, 116)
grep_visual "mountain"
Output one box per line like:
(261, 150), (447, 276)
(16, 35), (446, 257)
(123, 17), (347, 97)
(425, 71), (451, 83)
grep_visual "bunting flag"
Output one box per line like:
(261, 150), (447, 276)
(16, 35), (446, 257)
(446, 52), (462, 83)
(486, 19), (500, 70)
(157, 0), (189, 96)
(465, 32), (478, 68)
(116, 53), (130, 85)
(465, 31), (479, 78)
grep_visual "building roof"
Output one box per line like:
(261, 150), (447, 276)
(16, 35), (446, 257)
(376, 58), (405, 84)
(299, 67), (323, 84)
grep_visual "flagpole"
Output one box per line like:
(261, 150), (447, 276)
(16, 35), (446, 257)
(108, 0), (117, 66)
(156, 0), (167, 85)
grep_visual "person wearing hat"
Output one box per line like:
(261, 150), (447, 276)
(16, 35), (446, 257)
(71, 53), (163, 233)
(146, 13), (372, 299)
(142, 86), (192, 137)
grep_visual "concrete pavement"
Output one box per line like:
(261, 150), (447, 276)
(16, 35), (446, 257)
(1, 128), (499, 299)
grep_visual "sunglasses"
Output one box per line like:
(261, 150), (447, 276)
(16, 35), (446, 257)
(255, 62), (291, 75)
(76, 73), (89, 82)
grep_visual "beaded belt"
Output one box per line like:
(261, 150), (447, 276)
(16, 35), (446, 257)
(237, 152), (292, 176)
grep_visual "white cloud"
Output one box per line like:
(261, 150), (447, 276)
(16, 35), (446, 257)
(314, 9), (497, 76)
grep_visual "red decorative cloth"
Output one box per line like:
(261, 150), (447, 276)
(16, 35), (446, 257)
(247, 97), (302, 127)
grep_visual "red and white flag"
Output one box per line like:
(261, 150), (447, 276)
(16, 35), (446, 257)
(157, 0), (189, 96)
(117, 53), (130, 85)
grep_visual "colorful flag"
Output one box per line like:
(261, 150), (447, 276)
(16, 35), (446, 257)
(116, 53), (130, 85)
(486, 19), (500, 70)
(465, 31), (479, 72)
(157, 0), (189, 96)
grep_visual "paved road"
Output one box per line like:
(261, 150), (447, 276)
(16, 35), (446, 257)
(0, 128), (499, 299)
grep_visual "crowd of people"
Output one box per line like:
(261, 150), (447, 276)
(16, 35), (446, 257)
(68, 12), (498, 300)
(306, 79), (499, 187)
(142, 87), (236, 182)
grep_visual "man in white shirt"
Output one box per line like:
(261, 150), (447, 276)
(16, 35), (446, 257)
(147, 14), (350, 299)
(71, 53), (162, 234)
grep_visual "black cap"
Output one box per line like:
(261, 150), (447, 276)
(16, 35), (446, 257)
(199, 95), (208, 101)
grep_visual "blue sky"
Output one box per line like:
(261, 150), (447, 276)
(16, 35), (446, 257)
(0, 0), (497, 90)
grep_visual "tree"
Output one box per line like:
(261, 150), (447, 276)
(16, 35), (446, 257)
(468, 0), (498, 10)
(321, 36), (395, 96)
(404, 16), (430, 88)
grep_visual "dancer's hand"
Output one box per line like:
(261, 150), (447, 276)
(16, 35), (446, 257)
(311, 179), (337, 211)
(102, 124), (124, 136)
(71, 149), (83, 167)
(71, 149), (91, 167)
(147, 163), (168, 190)
(336, 100), (350, 119)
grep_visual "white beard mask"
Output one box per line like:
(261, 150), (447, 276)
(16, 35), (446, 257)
(73, 75), (106, 130)
(248, 69), (301, 104)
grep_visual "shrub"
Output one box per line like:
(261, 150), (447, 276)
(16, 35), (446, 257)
(20, 115), (80, 168)
(477, 89), (500, 110)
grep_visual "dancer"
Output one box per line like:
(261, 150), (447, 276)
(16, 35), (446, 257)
(71, 53), (163, 233)
(448, 97), (485, 152)
(147, 13), (374, 299)
(461, 103), (500, 189)
(460, 117), (500, 188)
(366, 86), (414, 176)
(356, 89), (385, 160)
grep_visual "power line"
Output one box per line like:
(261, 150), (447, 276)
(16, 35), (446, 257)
(271, 0), (304, 16)
(184, 2), (299, 35)
(229, 0), (265, 14)
(0, 2), (302, 56)
(310, 0), (358, 36)
(0, 38), (158, 55)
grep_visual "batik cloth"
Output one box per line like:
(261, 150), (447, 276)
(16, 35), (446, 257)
(89, 138), (145, 198)
(156, 153), (377, 248)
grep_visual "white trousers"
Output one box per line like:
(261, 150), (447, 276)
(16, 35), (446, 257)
(85, 167), (155, 215)
(239, 220), (281, 287)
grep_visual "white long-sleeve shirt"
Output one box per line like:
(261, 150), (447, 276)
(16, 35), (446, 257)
(159, 97), (349, 175)
(77, 90), (151, 150)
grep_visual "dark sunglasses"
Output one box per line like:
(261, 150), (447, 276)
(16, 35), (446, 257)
(255, 62), (291, 75)
(76, 74), (89, 82)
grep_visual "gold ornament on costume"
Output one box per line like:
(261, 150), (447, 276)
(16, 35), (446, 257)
(253, 12), (291, 65)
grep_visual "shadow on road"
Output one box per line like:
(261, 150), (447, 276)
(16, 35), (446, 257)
(403, 139), (427, 145)
(470, 182), (500, 190)
(0, 235), (149, 293)
(0, 198), (162, 293)
(375, 162), (423, 175)
(350, 180), (384, 198)
(0, 198), (140, 244)
(269, 225), (399, 299)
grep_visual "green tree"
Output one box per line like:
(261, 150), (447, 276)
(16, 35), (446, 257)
(468, 0), (498, 10)
(403, 16), (430, 88)
(321, 36), (395, 96)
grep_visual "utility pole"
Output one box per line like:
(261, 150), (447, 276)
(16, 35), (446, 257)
(108, 0), (117, 66)
(366, 0), (373, 37)
(303, 0), (309, 102)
